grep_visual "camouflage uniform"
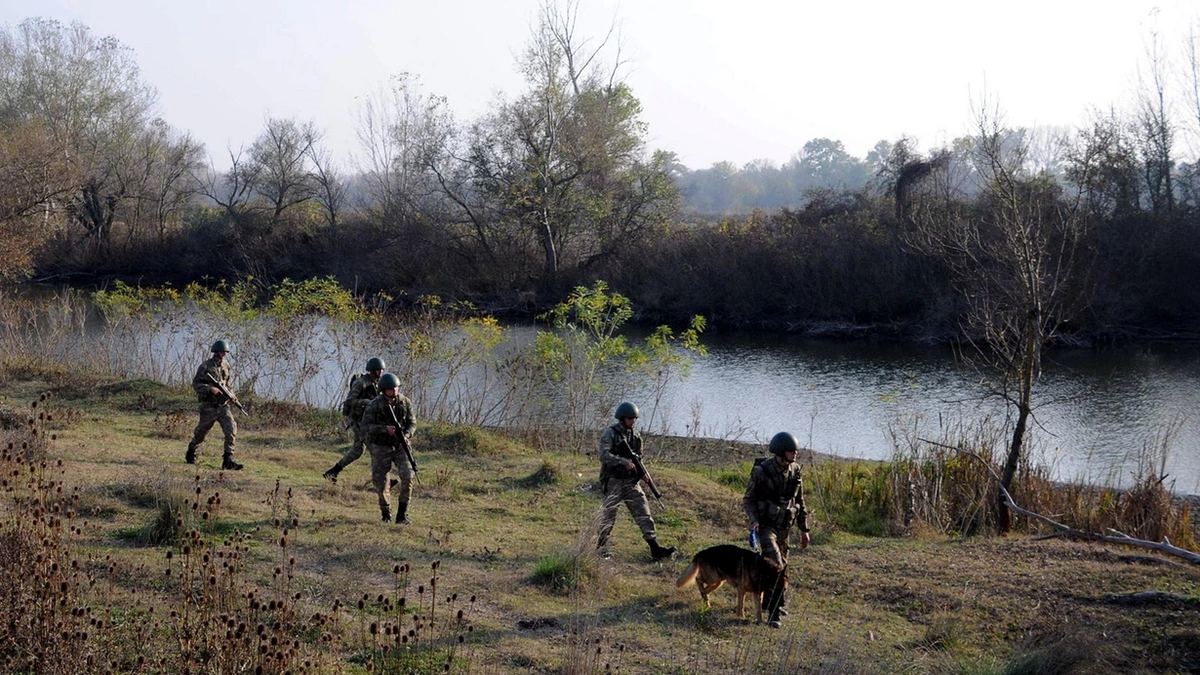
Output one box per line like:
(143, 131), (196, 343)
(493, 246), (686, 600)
(187, 355), (237, 466)
(359, 392), (416, 522)
(596, 421), (660, 555)
(328, 371), (382, 475)
(743, 454), (808, 622)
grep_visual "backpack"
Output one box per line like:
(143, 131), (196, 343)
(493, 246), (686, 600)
(340, 372), (365, 417)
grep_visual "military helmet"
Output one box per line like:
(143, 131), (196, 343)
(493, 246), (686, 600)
(365, 357), (386, 372)
(614, 401), (640, 420)
(378, 373), (400, 390)
(769, 431), (801, 457)
(211, 339), (230, 353)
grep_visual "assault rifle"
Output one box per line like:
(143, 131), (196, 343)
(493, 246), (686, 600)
(386, 401), (419, 477)
(206, 373), (248, 417)
(619, 437), (664, 508)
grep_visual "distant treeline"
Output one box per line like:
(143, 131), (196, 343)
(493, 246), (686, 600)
(2, 15), (1199, 344)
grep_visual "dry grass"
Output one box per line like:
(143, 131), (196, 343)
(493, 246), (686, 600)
(1, 371), (1199, 673)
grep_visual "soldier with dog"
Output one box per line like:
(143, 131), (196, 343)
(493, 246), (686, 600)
(743, 431), (810, 628)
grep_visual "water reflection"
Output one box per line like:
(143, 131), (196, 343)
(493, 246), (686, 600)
(626, 332), (1200, 494)
(60, 295), (1200, 494)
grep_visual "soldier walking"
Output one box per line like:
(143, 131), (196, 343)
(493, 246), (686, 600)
(596, 402), (676, 561)
(743, 431), (810, 628)
(324, 357), (386, 482)
(359, 373), (417, 524)
(186, 340), (242, 470)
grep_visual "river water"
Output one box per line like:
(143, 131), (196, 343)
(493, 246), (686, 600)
(59, 299), (1200, 495)
(634, 332), (1200, 495)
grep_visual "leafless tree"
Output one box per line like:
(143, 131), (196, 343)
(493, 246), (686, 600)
(113, 119), (204, 246)
(1136, 25), (1175, 214)
(906, 102), (1089, 533)
(352, 74), (453, 229)
(198, 147), (259, 224)
(307, 141), (347, 234)
(461, 0), (675, 282)
(1064, 109), (1142, 218)
(247, 117), (319, 225)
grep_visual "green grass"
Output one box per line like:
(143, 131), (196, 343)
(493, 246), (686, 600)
(1, 370), (1198, 673)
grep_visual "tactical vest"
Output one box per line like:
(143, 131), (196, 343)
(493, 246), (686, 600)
(600, 423), (641, 481)
(751, 457), (801, 528)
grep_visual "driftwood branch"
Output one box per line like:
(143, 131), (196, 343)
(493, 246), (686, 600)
(917, 438), (1200, 565)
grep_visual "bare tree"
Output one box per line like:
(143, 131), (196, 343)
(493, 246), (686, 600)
(1065, 109), (1142, 218)
(307, 141), (348, 234)
(352, 73), (453, 229)
(247, 117), (319, 225)
(198, 147), (259, 224)
(111, 119), (204, 246)
(147, 129), (204, 243)
(1136, 25), (1175, 214)
(906, 102), (1089, 533)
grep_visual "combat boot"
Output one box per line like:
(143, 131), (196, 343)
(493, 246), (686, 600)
(185, 446), (196, 464)
(648, 539), (676, 561)
(381, 505), (391, 522)
(221, 455), (243, 471)
(323, 465), (341, 482)
(395, 502), (411, 525)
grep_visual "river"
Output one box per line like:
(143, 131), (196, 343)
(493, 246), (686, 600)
(632, 332), (1200, 494)
(42, 295), (1200, 494)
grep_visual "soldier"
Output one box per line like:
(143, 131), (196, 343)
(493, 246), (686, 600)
(596, 401), (676, 561)
(323, 357), (386, 482)
(186, 340), (242, 470)
(743, 431), (810, 628)
(359, 373), (417, 524)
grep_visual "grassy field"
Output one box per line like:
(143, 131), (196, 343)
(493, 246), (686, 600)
(2, 370), (1199, 674)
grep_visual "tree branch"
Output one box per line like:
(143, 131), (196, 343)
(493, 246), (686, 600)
(918, 438), (1200, 565)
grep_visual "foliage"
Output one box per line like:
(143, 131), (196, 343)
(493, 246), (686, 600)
(0, 120), (73, 280)
(532, 280), (706, 447)
(807, 460), (892, 537)
(450, 1), (679, 280)
(265, 276), (368, 323)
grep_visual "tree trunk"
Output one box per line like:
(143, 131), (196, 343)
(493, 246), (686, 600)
(999, 319), (1039, 534)
(540, 208), (558, 277)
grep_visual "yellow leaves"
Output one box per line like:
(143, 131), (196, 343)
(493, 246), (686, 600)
(94, 278), (379, 326)
(92, 280), (182, 321)
(265, 277), (367, 323)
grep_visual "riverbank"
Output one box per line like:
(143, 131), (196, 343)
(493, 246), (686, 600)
(2, 370), (1199, 673)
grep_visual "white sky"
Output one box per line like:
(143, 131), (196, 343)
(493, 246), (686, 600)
(3, 0), (1195, 171)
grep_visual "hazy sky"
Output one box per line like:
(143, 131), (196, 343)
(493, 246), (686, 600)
(3, 0), (1195, 171)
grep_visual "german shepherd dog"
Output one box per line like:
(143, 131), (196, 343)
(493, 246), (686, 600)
(675, 544), (784, 623)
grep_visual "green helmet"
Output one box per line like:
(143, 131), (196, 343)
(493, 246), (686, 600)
(378, 373), (400, 390)
(365, 357), (386, 372)
(769, 431), (800, 457)
(614, 401), (640, 420)
(211, 339), (230, 353)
